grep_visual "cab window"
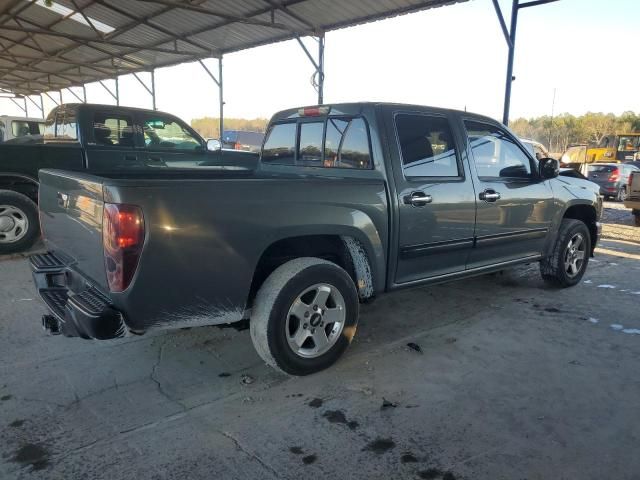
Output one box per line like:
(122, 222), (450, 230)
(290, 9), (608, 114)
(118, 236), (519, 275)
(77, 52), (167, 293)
(262, 123), (297, 165)
(142, 115), (201, 150)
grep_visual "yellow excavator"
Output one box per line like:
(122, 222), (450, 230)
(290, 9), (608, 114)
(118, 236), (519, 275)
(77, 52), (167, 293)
(562, 133), (640, 166)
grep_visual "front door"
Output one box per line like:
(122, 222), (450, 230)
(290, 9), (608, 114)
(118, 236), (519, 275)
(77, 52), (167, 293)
(463, 119), (554, 268)
(391, 110), (476, 284)
(137, 112), (205, 168)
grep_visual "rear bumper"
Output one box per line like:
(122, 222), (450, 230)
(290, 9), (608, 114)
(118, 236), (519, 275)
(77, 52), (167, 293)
(623, 199), (640, 211)
(30, 252), (126, 340)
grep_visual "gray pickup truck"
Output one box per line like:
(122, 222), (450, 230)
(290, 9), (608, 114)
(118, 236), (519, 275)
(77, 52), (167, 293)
(31, 103), (602, 375)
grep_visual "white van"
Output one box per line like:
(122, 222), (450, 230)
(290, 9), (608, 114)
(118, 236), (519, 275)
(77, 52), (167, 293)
(0, 115), (45, 143)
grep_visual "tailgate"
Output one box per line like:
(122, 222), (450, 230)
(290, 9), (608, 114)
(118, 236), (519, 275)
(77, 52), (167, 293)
(38, 169), (108, 290)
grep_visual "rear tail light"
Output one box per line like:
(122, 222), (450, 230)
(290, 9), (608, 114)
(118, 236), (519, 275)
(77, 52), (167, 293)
(608, 169), (619, 182)
(103, 203), (144, 292)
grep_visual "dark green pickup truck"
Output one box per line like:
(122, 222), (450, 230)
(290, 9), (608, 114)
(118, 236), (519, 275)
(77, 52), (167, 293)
(0, 103), (257, 253)
(32, 102), (602, 375)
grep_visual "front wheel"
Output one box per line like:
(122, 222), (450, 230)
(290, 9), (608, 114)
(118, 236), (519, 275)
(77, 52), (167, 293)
(540, 219), (591, 288)
(0, 190), (40, 255)
(250, 257), (359, 375)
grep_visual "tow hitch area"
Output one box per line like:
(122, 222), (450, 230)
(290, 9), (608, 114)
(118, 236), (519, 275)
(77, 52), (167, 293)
(41, 314), (61, 335)
(30, 252), (127, 340)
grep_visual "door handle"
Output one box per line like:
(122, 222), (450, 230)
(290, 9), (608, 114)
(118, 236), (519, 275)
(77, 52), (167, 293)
(403, 191), (433, 207)
(479, 189), (501, 202)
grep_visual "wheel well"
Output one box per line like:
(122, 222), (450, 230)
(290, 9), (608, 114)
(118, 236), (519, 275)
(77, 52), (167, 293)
(0, 176), (38, 203)
(563, 204), (597, 252)
(248, 235), (366, 308)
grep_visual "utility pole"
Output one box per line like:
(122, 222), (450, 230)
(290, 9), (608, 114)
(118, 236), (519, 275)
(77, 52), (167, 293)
(548, 87), (556, 150)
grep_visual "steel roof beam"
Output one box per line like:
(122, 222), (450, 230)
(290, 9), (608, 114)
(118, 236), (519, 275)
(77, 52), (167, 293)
(137, 0), (313, 35)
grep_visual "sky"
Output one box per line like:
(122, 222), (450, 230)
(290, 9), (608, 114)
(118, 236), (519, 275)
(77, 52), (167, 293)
(2, 0), (639, 123)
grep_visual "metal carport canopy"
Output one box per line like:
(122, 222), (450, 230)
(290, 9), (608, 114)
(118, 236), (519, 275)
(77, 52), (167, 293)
(0, 0), (468, 98)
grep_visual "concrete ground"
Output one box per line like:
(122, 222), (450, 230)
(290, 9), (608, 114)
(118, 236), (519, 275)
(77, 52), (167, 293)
(1, 202), (639, 480)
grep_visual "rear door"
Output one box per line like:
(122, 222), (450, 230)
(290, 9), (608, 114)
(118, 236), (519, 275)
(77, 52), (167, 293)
(463, 119), (554, 268)
(84, 109), (143, 172)
(389, 109), (476, 284)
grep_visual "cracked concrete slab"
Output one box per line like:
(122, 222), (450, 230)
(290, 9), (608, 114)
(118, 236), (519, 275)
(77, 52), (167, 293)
(1, 202), (639, 479)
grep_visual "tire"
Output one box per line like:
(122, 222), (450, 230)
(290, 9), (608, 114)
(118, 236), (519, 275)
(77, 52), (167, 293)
(616, 187), (628, 202)
(250, 257), (359, 376)
(634, 213), (640, 227)
(540, 218), (591, 288)
(0, 190), (39, 254)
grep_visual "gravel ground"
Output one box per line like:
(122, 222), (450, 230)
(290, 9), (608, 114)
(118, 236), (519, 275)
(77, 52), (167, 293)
(601, 200), (640, 243)
(0, 203), (639, 480)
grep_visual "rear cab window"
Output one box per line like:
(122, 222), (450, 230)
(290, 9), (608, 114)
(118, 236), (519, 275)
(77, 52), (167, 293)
(43, 108), (78, 142)
(261, 116), (372, 170)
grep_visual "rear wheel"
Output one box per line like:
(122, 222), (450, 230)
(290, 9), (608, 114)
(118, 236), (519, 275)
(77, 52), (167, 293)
(634, 213), (640, 227)
(250, 257), (359, 375)
(540, 218), (591, 288)
(0, 190), (39, 254)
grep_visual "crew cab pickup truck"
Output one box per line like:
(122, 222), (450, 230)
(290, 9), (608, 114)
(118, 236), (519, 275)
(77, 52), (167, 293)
(624, 171), (640, 226)
(31, 103), (602, 375)
(0, 103), (256, 254)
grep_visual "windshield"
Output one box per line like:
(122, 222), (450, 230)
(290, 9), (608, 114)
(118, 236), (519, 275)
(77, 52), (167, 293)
(588, 165), (617, 173)
(617, 136), (640, 152)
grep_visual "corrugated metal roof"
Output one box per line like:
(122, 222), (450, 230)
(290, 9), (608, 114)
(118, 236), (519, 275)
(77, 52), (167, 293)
(0, 0), (468, 97)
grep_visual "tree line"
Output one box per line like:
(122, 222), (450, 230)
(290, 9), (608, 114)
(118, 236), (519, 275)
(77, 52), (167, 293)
(509, 111), (640, 154)
(191, 116), (269, 139)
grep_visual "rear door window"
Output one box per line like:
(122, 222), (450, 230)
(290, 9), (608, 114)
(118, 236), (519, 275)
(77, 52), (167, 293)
(396, 114), (460, 178)
(93, 113), (135, 147)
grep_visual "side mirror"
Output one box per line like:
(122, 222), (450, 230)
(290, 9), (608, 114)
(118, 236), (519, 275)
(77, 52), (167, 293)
(539, 157), (559, 179)
(206, 139), (221, 151)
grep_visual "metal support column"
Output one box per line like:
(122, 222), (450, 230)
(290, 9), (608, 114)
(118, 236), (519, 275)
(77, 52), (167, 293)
(502, 0), (518, 126)
(24, 96), (28, 117)
(39, 94), (44, 118)
(115, 76), (120, 106)
(99, 79), (118, 104)
(133, 71), (157, 111)
(151, 69), (156, 110)
(59, 90), (63, 106)
(82, 84), (87, 103)
(9, 97), (27, 115)
(218, 58), (223, 143)
(198, 58), (223, 141)
(44, 91), (60, 106)
(26, 95), (43, 118)
(296, 33), (325, 105)
(492, 0), (560, 125)
(66, 87), (84, 103)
